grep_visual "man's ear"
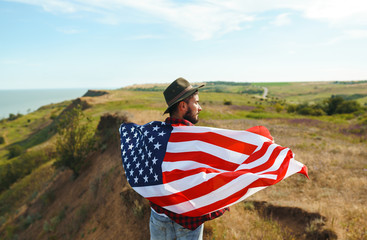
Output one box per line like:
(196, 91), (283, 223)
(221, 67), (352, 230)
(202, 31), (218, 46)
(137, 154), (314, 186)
(178, 101), (187, 112)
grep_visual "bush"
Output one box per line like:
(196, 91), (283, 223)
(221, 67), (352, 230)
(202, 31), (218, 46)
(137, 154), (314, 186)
(0, 136), (5, 144)
(8, 113), (23, 121)
(287, 104), (297, 113)
(335, 100), (361, 114)
(54, 105), (95, 176)
(7, 145), (24, 159)
(274, 103), (284, 113)
(323, 95), (361, 115)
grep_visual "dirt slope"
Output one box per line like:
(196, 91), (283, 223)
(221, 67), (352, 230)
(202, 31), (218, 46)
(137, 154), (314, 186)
(12, 114), (150, 240)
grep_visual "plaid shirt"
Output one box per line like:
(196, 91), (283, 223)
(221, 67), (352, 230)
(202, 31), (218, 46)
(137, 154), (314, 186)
(149, 117), (229, 230)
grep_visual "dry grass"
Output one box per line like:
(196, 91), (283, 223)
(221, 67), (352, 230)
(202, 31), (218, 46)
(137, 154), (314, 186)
(201, 118), (366, 240)
(1, 88), (366, 240)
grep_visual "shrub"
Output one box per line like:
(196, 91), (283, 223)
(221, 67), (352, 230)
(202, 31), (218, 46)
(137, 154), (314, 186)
(335, 100), (361, 114)
(274, 103), (284, 113)
(286, 104), (297, 113)
(54, 105), (95, 176)
(8, 113), (23, 121)
(0, 136), (5, 144)
(323, 95), (361, 115)
(7, 145), (24, 159)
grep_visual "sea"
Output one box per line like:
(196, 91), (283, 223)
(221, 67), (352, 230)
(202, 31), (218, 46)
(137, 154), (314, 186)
(0, 89), (89, 119)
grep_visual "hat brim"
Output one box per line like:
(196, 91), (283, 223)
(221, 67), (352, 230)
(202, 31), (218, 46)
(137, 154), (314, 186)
(163, 84), (204, 114)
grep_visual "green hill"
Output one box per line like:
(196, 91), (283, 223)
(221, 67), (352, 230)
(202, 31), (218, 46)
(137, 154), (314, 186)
(0, 81), (366, 240)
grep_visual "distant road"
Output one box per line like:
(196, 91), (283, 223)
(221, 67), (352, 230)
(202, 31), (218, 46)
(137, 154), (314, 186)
(262, 87), (268, 99)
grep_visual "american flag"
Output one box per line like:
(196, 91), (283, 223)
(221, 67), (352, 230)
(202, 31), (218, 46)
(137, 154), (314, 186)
(119, 121), (308, 217)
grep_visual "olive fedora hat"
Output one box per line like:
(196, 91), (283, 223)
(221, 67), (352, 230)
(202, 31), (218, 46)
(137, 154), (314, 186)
(163, 77), (205, 114)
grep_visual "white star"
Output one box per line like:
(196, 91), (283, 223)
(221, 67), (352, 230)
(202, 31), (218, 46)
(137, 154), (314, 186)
(143, 175), (148, 182)
(126, 163), (131, 169)
(121, 126), (126, 131)
(158, 131), (166, 137)
(148, 136), (155, 143)
(161, 122), (166, 125)
(133, 156), (137, 162)
(152, 157), (158, 165)
(144, 130), (149, 136)
(139, 169), (144, 175)
(130, 150), (135, 156)
(120, 143), (124, 149)
(130, 169), (134, 176)
(154, 174), (158, 181)
(138, 148), (143, 154)
(141, 154), (145, 160)
(134, 176), (138, 183)
(125, 137), (131, 143)
(149, 167), (153, 174)
(122, 132), (128, 137)
(136, 162), (140, 168)
(133, 132), (138, 138)
(147, 151), (152, 158)
(128, 144), (134, 150)
(153, 125), (159, 131)
(131, 127), (135, 132)
(154, 142), (162, 150)
(122, 150), (126, 156)
(145, 160), (149, 167)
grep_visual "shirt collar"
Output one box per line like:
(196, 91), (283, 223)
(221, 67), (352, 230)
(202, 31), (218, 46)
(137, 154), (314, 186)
(165, 117), (193, 126)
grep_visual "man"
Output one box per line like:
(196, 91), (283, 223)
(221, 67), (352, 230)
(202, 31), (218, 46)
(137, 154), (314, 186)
(149, 77), (229, 240)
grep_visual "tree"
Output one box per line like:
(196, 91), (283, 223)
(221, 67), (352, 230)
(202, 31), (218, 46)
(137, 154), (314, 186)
(54, 105), (95, 176)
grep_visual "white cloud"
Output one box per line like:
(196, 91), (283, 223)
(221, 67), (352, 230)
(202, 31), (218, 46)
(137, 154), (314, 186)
(7, 0), (367, 40)
(301, 0), (367, 25)
(271, 13), (292, 26)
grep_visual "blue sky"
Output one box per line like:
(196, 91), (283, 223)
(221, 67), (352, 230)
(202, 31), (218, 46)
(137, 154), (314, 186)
(1, 0), (367, 89)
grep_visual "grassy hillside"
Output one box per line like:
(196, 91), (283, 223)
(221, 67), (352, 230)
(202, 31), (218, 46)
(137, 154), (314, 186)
(0, 82), (366, 240)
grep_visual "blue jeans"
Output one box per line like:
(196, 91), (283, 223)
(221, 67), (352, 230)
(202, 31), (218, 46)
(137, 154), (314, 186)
(150, 209), (204, 240)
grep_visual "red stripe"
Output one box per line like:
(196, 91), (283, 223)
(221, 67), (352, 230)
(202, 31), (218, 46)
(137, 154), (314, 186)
(163, 151), (239, 172)
(169, 132), (258, 155)
(149, 146), (287, 207)
(242, 141), (271, 164)
(182, 152), (292, 217)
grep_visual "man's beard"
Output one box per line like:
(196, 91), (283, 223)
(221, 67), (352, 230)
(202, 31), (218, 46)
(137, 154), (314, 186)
(183, 107), (199, 124)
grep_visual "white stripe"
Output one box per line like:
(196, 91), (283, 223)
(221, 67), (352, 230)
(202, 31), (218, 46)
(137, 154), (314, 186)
(172, 125), (272, 145)
(285, 158), (304, 178)
(235, 143), (278, 171)
(166, 141), (247, 165)
(162, 160), (227, 173)
(133, 172), (219, 198)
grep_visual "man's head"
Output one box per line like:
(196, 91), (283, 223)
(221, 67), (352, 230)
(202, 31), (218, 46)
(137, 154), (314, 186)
(163, 78), (204, 124)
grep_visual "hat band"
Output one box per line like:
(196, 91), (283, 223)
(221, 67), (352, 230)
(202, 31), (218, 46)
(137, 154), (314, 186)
(167, 85), (193, 106)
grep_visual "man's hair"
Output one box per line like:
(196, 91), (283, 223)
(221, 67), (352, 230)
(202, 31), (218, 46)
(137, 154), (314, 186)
(168, 90), (198, 116)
